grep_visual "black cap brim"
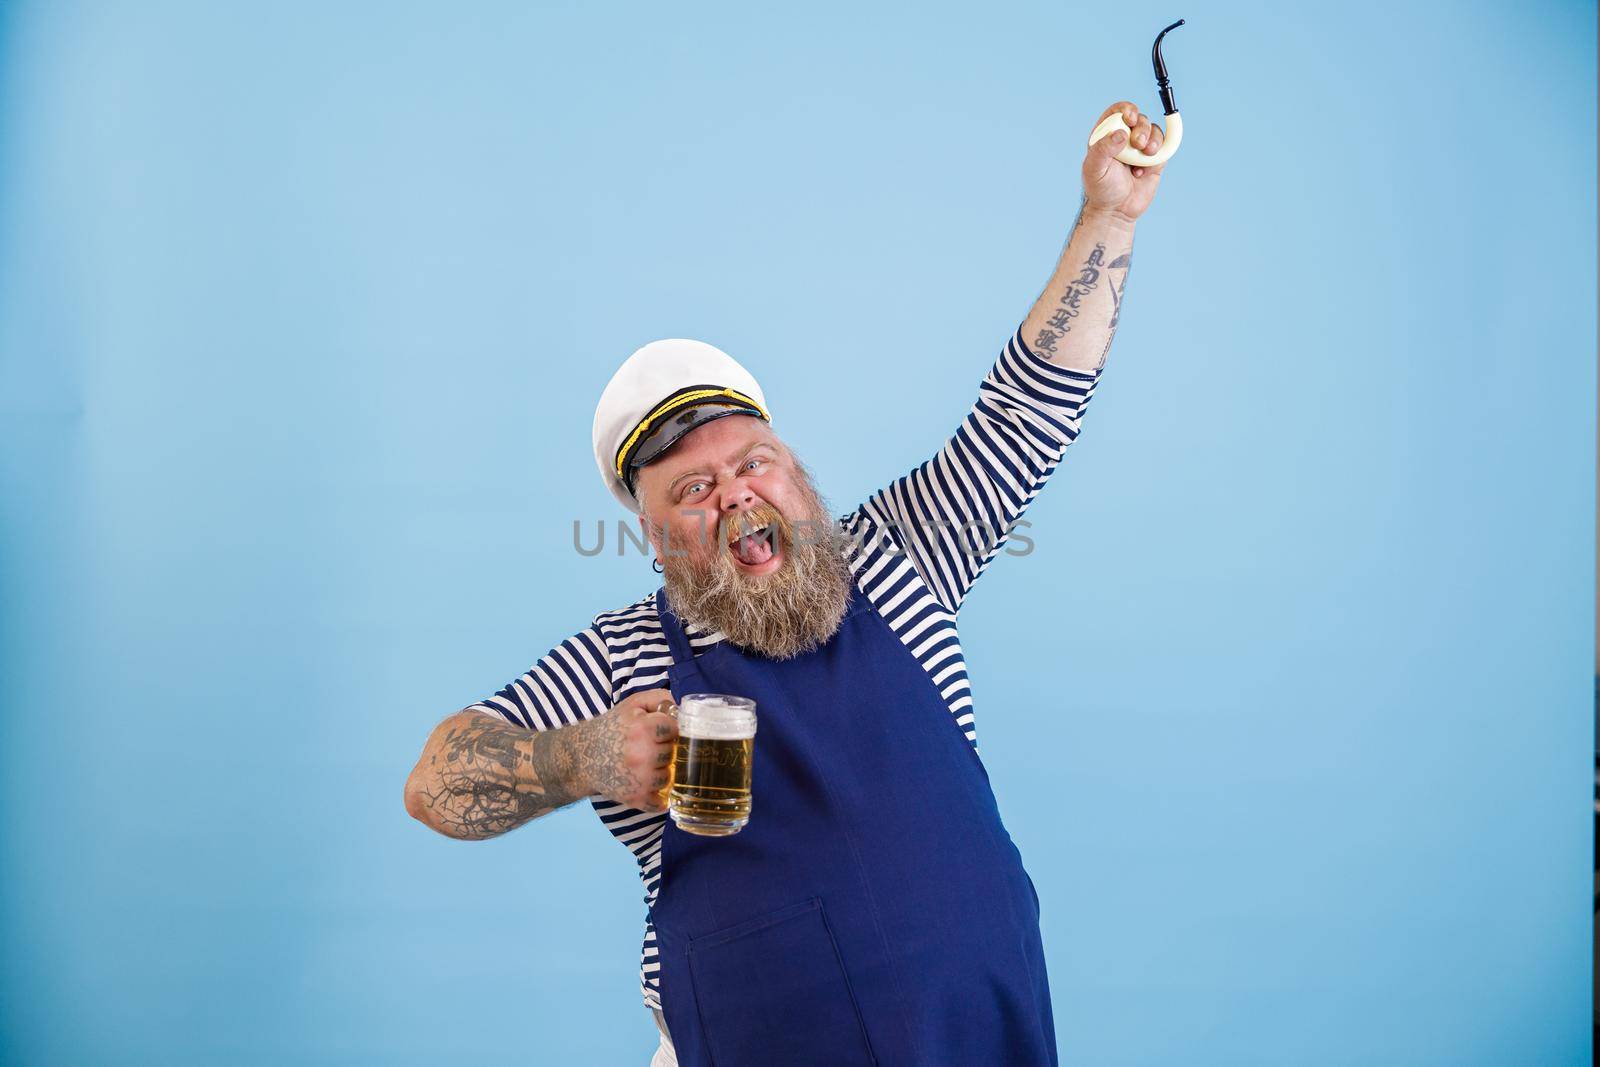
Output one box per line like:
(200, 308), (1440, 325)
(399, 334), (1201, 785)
(623, 400), (766, 495)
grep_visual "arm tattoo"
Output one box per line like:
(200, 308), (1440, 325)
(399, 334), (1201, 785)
(411, 708), (653, 840)
(1028, 199), (1136, 372)
(1033, 243), (1105, 356)
(564, 710), (642, 803)
(1094, 251), (1133, 372)
(412, 715), (584, 840)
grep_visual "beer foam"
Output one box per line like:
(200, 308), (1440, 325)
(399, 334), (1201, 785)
(677, 693), (757, 740)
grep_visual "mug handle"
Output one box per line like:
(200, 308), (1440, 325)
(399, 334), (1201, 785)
(656, 699), (679, 805)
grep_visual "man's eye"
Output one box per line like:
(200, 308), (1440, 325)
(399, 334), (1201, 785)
(744, 458), (765, 472)
(683, 482), (708, 498)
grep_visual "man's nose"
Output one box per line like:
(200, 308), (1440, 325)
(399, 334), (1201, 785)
(721, 482), (757, 512)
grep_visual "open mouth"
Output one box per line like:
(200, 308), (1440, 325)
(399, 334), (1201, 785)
(726, 520), (781, 572)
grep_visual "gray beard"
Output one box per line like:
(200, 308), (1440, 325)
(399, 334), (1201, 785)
(657, 469), (853, 660)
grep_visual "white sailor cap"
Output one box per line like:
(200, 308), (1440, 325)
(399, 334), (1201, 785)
(592, 338), (771, 513)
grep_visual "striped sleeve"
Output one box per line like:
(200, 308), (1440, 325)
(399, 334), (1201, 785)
(467, 624), (614, 730)
(857, 324), (1100, 613)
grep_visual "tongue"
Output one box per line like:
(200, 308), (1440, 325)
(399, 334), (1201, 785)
(733, 534), (774, 566)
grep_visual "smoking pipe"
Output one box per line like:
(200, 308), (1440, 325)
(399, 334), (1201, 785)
(1087, 19), (1186, 168)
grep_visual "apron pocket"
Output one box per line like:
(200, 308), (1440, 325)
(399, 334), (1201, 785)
(687, 897), (875, 1067)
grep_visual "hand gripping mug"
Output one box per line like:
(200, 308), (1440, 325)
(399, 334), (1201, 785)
(667, 694), (757, 837)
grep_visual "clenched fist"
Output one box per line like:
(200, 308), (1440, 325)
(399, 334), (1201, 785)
(1083, 100), (1167, 223)
(573, 688), (680, 811)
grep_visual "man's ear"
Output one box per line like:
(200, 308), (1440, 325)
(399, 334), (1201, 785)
(638, 511), (662, 555)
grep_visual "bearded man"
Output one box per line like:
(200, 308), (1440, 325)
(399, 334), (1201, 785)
(404, 102), (1168, 1067)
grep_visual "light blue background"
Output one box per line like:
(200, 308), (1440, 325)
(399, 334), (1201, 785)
(1, 1), (1593, 1063)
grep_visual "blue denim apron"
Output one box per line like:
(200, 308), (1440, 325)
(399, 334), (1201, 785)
(650, 581), (1057, 1067)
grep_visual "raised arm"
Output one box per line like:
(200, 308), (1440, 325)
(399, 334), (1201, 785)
(852, 101), (1167, 612)
(1020, 101), (1165, 374)
(857, 102), (1171, 617)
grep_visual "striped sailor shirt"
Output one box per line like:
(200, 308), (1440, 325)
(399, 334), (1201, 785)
(468, 324), (1100, 1013)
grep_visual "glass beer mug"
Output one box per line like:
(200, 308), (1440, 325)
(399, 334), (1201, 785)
(667, 694), (757, 836)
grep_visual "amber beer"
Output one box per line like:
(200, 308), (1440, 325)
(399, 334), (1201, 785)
(669, 694), (757, 836)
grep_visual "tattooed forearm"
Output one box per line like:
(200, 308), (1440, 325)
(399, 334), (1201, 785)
(1094, 251), (1133, 372)
(404, 703), (667, 840)
(1032, 243), (1104, 356)
(405, 712), (589, 840)
(1021, 207), (1136, 374)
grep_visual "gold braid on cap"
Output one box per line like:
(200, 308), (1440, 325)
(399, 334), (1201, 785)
(614, 385), (769, 483)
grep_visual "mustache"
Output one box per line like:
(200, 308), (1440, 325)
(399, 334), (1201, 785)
(718, 502), (788, 552)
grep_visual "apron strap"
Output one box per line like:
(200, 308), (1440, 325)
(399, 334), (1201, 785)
(653, 586), (696, 667)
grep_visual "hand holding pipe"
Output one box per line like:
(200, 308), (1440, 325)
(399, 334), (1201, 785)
(1087, 20), (1186, 168)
